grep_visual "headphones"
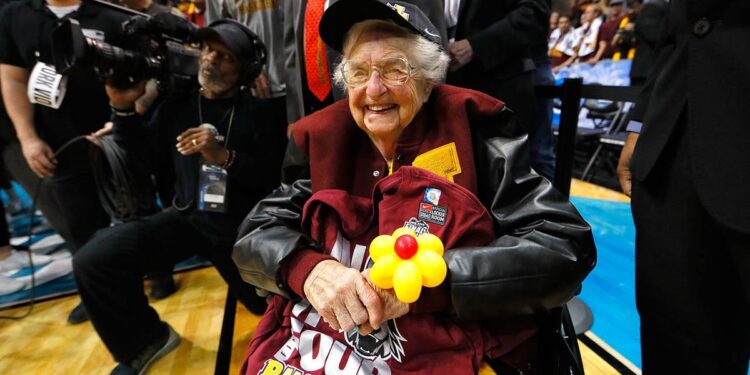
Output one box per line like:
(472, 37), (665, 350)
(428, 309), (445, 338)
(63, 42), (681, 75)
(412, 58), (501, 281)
(204, 19), (267, 85)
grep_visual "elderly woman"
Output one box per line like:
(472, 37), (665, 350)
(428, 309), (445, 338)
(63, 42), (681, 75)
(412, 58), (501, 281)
(233, 1), (596, 374)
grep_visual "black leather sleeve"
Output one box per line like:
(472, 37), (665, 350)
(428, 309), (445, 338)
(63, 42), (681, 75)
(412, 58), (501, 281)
(444, 125), (597, 321)
(233, 115), (597, 315)
(232, 140), (320, 298)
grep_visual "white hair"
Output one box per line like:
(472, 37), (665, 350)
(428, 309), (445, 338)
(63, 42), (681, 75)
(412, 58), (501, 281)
(331, 20), (450, 90)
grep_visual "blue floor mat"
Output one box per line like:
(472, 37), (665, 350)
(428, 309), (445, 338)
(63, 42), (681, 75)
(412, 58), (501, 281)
(0, 185), (211, 309)
(0, 257), (210, 309)
(0, 273), (78, 307)
(570, 196), (641, 369)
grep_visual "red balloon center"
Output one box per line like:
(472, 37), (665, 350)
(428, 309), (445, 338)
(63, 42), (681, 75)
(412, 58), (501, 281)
(394, 235), (418, 259)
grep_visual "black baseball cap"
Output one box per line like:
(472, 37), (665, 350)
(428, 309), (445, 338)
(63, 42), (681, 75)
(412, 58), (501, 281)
(195, 20), (255, 58)
(319, 0), (442, 53)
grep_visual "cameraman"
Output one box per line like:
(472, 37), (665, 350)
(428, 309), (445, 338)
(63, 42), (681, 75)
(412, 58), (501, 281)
(72, 20), (285, 374)
(0, 0), (131, 323)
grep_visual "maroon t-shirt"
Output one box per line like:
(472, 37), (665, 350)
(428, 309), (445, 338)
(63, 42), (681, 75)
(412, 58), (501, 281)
(597, 16), (625, 59)
(241, 167), (535, 374)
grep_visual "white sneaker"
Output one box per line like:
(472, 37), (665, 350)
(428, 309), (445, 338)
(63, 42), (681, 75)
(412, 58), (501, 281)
(0, 250), (53, 273)
(0, 274), (24, 296)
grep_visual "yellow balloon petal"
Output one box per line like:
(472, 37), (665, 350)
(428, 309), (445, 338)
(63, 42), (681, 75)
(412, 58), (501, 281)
(393, 260), (422, 303)
(369, 254), (396, 289)
(414, 250), (447, 288)
(392, 227), (416, 239)
(369, 235), (395, 261)
(416, 233), (444, 256)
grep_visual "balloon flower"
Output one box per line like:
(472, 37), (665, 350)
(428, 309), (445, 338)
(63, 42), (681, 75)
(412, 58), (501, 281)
(368, 227), (447, 303)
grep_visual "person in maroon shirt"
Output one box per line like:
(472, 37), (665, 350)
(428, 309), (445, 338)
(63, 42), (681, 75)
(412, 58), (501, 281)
(586, 0), (627, 65)
(232, 0), (596, 374)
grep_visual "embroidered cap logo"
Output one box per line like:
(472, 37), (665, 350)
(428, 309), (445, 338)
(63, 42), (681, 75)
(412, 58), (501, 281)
(386, 3), (410, 21)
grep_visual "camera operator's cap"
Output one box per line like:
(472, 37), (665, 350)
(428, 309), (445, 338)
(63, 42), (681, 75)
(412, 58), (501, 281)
(609, 0), (625, 6)
(195, 20), (254, 58)
(319, 0), (442, 53)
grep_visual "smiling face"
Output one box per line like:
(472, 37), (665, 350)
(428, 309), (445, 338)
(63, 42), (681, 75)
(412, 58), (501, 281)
(345, 31), (430, 153)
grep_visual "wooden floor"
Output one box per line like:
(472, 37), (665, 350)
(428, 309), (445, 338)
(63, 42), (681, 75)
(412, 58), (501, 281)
(0, 267), (622, 374)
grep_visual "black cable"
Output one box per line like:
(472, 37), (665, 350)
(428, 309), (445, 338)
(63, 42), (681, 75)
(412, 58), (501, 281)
(0, 129), (159, 319)
(0, 135), (88, 320)
(90, 134), (157, 222)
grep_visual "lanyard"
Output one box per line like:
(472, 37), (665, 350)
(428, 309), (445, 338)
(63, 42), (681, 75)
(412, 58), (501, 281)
(172, 91), (237, 212)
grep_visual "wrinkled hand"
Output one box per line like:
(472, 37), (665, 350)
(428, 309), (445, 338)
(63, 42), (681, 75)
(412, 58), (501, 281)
(358, 269), (409, 335)
(448, 39), (474, 72)
(176, 127), (227, 163)
(303, 260), (384, 333)
(617, 132), (639, 196)
(86, 122), (114, 147)
(21, 136), (56, 178)
(251, 73), (272, 99)
(105, 80), (148, 110)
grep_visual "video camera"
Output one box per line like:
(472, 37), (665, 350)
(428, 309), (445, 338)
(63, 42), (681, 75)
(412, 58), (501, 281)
(51, 1), (200, 92)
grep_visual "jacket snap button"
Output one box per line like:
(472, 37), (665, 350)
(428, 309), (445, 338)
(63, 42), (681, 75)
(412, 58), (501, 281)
(373, 170), (380, 177)
(693, 18), (711, 36)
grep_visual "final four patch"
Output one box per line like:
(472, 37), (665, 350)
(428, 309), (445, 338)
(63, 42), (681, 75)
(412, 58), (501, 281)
(404, 217), (430, 235)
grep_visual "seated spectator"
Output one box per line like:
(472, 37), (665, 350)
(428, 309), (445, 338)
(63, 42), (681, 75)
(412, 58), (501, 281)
(570, 0), (593, 28)
(549, 15), (578, 71)
(574, 4), (604, 62)
(550, 10), (560, 33)
(72, 20), (286, 375)
(586, 0), (627, 65)
(554, 4), (603, 71)
(232, 0), (596, 373)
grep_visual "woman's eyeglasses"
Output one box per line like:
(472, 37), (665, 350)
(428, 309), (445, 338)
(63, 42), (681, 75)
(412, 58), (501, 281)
(340, 57), (414, 87)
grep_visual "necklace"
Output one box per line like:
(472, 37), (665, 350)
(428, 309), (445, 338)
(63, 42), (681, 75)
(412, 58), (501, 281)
(171, 91), (237, 212)
(197, 90), (236, 146)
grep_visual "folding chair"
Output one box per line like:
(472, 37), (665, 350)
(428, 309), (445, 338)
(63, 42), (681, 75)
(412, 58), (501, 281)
(580, 102), (630, 181)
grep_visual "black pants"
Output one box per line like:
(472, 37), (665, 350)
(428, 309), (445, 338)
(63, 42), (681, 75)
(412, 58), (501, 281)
(73, 209), (263, 363)
(632, 127), (750, 374)
(1, 141), (110, 252)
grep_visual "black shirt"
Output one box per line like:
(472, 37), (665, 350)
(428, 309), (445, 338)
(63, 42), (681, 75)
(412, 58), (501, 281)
(0, 0), (16, 146)
(112, 89), (286, 240)
(0, 0), (129, 158)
